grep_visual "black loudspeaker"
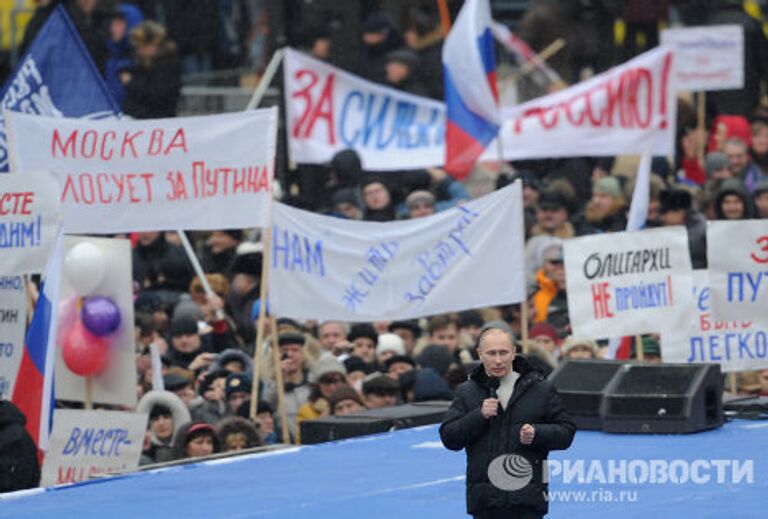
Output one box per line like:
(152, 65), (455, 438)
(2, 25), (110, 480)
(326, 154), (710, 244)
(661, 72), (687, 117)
(300, 401), (451, 445)
(601, 363), (724, 434)
(548, 360), (626, 430)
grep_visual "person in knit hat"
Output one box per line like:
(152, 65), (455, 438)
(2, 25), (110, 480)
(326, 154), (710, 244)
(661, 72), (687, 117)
(705, 151), (732, 181)
(329, 385), (366, 416)
(529, 323), (561, 359)
(578, 176), (627, 235)
(294, 352), (349, 442)
(376, 333), (406, 365)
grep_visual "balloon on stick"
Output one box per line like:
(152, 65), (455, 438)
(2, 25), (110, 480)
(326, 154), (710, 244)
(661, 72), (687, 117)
(62, 321), (110, 376)
(81, 296), (121, 337)
(64, 242), (106, 296)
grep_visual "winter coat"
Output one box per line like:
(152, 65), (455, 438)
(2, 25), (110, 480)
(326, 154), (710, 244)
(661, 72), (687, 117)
(0, 401), (40, 492)
(132, 234), (193, 294)
(122, 54), (182, 119)
(262, 374), (311, 442)
(440, 358), (576, 515)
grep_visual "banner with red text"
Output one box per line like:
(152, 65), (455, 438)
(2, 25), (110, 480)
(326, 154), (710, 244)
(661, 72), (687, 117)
(662, 270), (768, 372)
(1, 170), (61, 274)
(6, 109), (277, 233)
(284, 48), (445, 170)
(485, 46), (676, 160)
(708, 220), (768, 321)
(564, 227), (693, 338)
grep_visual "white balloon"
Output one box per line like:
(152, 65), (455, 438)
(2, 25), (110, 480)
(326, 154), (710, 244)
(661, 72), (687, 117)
(64, 242), (106, 296)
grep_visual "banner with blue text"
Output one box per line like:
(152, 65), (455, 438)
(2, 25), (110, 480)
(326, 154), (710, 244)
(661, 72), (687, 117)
(269, 182), (525, 321)
(708, 220), (768, 321)
(662, 270), (768, 372)
(283, 48), (446, 171)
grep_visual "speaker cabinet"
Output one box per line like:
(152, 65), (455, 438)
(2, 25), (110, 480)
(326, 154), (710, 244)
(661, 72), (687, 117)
(300, 401), (451, 445)
(548, 360), (626, 430)
(600, 363), (723, 434)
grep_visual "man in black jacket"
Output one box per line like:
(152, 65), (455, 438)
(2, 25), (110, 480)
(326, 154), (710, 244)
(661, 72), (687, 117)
(440, 328), (576, 518)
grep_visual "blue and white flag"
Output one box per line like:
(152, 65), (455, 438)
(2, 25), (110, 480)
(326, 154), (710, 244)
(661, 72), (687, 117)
(0, 4), (120, 172)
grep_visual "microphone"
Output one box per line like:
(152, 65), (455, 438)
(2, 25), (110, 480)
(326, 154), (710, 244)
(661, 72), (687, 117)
(487, 376), (500, 399)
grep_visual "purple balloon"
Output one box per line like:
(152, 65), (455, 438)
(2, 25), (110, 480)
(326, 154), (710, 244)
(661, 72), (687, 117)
(81, 296), (121, 337)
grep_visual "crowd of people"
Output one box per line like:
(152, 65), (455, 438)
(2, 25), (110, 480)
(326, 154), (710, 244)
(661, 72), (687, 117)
(4, 0), (768, 481)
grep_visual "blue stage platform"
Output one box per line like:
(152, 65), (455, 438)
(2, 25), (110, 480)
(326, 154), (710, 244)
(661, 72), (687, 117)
(2, 420), (766, 518)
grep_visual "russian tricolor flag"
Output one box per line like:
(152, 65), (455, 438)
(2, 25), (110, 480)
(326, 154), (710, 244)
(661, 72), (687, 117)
(442, 0), (500, 179)
(12, 230), (63, 453)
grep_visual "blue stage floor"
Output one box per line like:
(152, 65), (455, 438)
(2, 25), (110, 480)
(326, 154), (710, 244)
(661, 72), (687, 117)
(2, 420), (767, 518)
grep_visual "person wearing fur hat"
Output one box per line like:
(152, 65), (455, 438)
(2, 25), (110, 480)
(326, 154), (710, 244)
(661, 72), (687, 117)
(172, 422), (221, 460)
(329, 386), (366, 416)
(136, 390), (191, 465)
(659, 188), (708, 268)
(210, 349), (252, 375)
(216, 416), (262, 452)
(577, 176), (627, 235)
(561, 336), (599, 360)
(295, 352), (349, 442)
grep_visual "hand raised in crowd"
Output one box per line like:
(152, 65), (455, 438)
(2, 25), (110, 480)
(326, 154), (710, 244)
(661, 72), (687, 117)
(203, 292), (225, 321)
(520, 423), (535, 445)
(188, 352), (216, 372)
(481, 398), (500, 419)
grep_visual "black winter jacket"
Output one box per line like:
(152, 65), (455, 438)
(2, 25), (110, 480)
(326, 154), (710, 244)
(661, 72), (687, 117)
(440, 357), (576, 515)
(0, 401), (40, 492)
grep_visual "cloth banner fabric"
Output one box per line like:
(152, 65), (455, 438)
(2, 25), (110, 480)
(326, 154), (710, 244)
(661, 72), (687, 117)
(269, 182), (525, 321)
(0, 275), (26, 399)
(283, 48), (446, 171)
(660, 25), (744, 92)
(0, 170), (61, 275)
(564, 226), (693, 338)
(485, 46), (677, 161)
(707, 220), (768, 321)
(661, 270), (768, 372)
(6, 109), (277, 233)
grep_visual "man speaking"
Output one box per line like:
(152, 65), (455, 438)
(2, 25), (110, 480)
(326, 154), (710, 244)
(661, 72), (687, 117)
(440, 327), (576, 518)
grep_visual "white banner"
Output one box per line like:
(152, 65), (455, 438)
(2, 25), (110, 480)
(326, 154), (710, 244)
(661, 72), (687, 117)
(564, 227), (693, 338)
(0, 170), (61, 275)
(6, 109), (277, 233)
(487, 46), (676, 160)
(283, 48), (445, 170)
(0, 276), (26, 399)
(269, 182), (525, 321)
(41, 409), (147, 487)
(660, 25), (744, 92)
(708, 220), (768, 321)
(662, 271), (768, 372)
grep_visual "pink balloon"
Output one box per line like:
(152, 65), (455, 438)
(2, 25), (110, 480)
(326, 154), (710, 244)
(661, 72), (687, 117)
(57, 295), (79, 345)
(62, 321), (110, 377)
